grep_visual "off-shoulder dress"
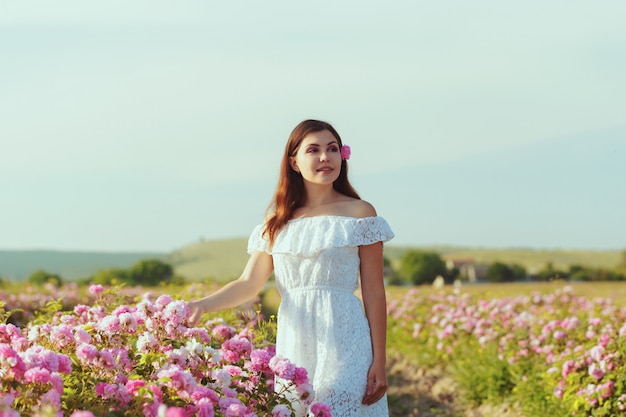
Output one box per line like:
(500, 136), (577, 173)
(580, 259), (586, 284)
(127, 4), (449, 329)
(247, 215), (394, 417)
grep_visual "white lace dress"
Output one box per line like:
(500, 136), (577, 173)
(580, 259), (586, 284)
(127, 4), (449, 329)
(247, 215), (394, 417)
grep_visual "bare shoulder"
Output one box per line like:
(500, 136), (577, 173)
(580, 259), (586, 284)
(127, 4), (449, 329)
(341, 198), (377, 218)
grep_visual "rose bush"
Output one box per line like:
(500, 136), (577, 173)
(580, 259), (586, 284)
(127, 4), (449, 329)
(0, 285), (329, 417)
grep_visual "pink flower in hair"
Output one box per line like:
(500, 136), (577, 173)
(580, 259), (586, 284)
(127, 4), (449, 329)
(340, 145), (351, 160)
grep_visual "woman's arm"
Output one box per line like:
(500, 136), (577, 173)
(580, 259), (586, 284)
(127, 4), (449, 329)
(359, 241), (389, 406)
(187, 250), (274, 325)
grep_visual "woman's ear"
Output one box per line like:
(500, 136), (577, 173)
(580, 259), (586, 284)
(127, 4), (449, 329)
(289, 157), (300, 173)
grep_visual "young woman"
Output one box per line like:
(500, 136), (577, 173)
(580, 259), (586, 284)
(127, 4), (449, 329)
(188, 119), (394, 416)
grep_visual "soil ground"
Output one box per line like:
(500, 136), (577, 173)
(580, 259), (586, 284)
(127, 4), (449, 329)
(386, 353), (525, 417)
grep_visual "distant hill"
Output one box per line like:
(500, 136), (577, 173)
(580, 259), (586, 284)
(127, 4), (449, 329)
(1, 242), (621, 283)
(165, 238), (250, 282)
(0, 250), (166, 281)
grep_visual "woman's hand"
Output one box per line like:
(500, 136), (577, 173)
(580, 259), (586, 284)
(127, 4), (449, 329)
(185, 251), (274, 328)
(186, 299), (206, 327)
(362, 360), (388, 406)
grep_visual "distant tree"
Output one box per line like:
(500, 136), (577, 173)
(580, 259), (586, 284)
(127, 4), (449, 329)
(510, 264), (527, 280)
(28, 270), (63, 287)
(382, 255), (399, 285)
(445, 265), (460, 284)
(92, 268), (129, 285)
(535, 262), (567, 281)
(397, 250), (447, 286)
(486, 262), (515, 283)
(568, 265), (588, 282)
(127, 259), (174, 286)
(568, 265), (625, 282)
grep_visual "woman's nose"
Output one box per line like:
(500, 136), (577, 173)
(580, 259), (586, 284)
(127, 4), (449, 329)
(320, 151), (329, 161)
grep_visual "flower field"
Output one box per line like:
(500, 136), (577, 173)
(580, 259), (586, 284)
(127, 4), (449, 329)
(387, 284), (626, 417)
(2, 281), (626, 416)
(0, 284), (329, 417)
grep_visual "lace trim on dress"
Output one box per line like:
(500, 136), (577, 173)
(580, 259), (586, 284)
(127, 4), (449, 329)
(246, 215), (394, 256)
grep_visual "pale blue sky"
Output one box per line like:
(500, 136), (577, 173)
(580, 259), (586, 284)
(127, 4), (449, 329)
(1, 1), (625, 252)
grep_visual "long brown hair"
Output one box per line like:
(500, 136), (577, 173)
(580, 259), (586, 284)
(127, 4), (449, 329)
(264, 119), (360, 246)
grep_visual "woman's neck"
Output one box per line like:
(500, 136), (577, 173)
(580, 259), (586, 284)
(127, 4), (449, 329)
(302, 184), (338, 209)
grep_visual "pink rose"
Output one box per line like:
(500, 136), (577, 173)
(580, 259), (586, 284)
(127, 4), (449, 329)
(165, 407), (187, 417)
(340, 145), (351, 160)
(24, 367), (51, 385)
(271, 404), (291, 417)
(70, 412), (96, 417)
(269, 356), (296, 380)
(310, 402), (332, 417)
(88, 284), (104, 296)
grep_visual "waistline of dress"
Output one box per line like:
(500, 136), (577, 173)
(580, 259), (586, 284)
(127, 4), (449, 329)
(282, 285), (357, 295)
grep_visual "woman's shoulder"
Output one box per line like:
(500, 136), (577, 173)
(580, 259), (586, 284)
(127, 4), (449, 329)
(338, 198), (377, 219)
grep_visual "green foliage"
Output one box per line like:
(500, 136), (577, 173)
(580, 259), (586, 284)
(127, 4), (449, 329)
(535, 262), (568, 281)
(28, 269), (63, 286)
(91, 268), (129, 285)
(0, 301), (23, 325)
(31, 298), (65, 325)
(510, 357), (570, 417)
(568, 264), (625, 282)
(396, 250), (447, 285)
(89, 259), (176, 286)
(486, 262), (515, 283)
(450, 341), (515, 406)
(486, 262), (526, 283)
(510, 264), (527, 280)
(127, 259), (173, 286)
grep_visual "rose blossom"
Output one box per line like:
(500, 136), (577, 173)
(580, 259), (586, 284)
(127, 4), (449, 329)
(70, 412), (96, 417)
(88, 284), (104, 296)
(310, 402), (332, 417)
(269, 356), (296, 380)
(271, 404), (291, 417)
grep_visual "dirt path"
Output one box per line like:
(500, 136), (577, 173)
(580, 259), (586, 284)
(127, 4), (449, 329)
(386, 353), (525, 417)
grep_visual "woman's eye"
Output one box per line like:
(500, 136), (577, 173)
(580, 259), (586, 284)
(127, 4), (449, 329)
(306, 148), (318, 153)
(328, 146), (339, 152)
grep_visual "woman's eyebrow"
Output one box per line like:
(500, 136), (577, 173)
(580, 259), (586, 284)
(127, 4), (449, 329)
(305, 140), (338, 147)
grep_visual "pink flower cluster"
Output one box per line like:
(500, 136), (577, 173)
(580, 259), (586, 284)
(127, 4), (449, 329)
(0, 284), (330, 416)
(387, 285), (626, 416)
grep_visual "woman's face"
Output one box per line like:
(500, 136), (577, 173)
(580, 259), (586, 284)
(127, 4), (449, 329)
(290, 129), (342, 185)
